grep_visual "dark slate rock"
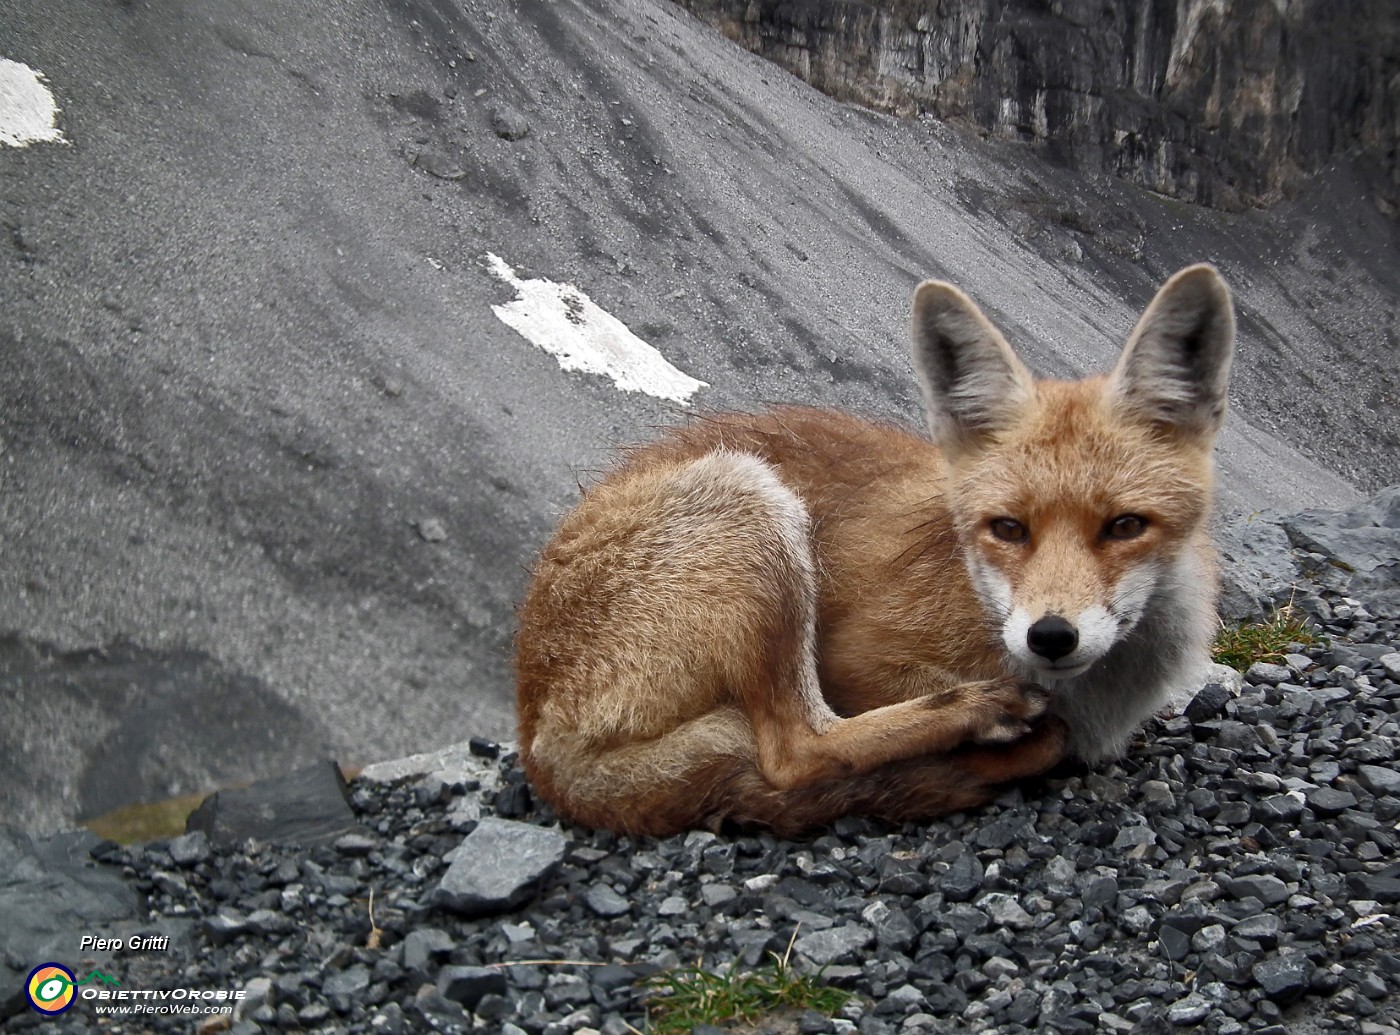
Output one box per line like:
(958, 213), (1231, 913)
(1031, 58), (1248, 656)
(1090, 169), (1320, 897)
(793, 924), (873, 966)
(1306, 786), (1358, 816)
(432, 817), (568, 916)
(185, 760), (358, 847)
(1223, 874), (1289, 905)
(1006, 990), (1040, 1025)
(1198, 952), (1251, 985)
(244, 908), (295, 937)
(1047, 1013), (1097, 1033)
(1324, 644), (1369, 670)
(872, 906), (918, 952)
(732, 929), (776, 966)
(412, 983), (469, 1022)
(334, 832), (378, 856)
(591, 962), (643, 995)
(1081, 875), (1119, 910)
(1357, 970), (1389, 998)
(1112, 826), (1157, 851)
(493, 781), (532, 818)
(473, 993), (510, 1021)
(202, 911), (253, 946)
(941, 902), (989, 939)
(1246, 661), (1293, 685)
(299, 1003), (332, 1024)
(1157, 923), (1192, 961)
(1167, 994), (1211, 1025)
(1231, 914), (1282, 948)
(542, 972), (591, 1008)
(1357, 764), (1400, 796)
(12, 580), (1400, 1035)
(1253, 953), (1315, 1002)
(1347, 870), (1400, 904)
(1190, 923), (1228, 955)
(322, 964), (370, 998)
(402, 927), (454, 971)
(877, 856), (928, 896)
(939, 850), (984, 902)
(416, 150), (467, 181)
(1206, 721), (1264, 753)
(974, 813), (1034, 850)
(167, 830), (212, 866)
(980, 892), (1034, 929)
(1185, 683), (1233, 724)
(584, 882), (631, 918)
(1254, 793), (1305, 823)
(1215, 801), (1251, 825)
(437, 965), (507, 1009)
(1348, 738), (1395, 764)
(468, 737), (501, 759)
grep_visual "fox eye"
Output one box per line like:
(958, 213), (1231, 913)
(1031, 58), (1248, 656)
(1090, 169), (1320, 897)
(1104, 514), (1148, 540)
(989, 518), (1029, 543)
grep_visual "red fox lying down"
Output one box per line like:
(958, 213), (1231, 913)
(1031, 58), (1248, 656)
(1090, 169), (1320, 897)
(516, 265), (1235, 837)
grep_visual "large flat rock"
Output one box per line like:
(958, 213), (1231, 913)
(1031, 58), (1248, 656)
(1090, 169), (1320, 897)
(0, 830), (139, 1017)
(432, 817), (568, 917)
(1219, 485), (1400, 618)
(185, 760), (359, 847)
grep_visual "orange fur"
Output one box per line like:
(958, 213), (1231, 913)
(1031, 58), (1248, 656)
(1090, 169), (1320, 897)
(515, 266), (1235, 836)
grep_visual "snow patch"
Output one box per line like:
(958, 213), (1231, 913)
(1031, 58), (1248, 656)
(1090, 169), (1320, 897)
(485, 253), (708, 405)
(0, 58), (66, 147)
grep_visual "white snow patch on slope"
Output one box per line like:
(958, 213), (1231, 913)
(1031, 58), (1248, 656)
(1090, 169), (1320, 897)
(0, 59), (66, 147)
(486, 253), (708, 404)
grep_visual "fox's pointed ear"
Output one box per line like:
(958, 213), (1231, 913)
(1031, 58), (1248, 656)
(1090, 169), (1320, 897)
(910, 281), (1035, 453)
(1109, 264), (1235, 440)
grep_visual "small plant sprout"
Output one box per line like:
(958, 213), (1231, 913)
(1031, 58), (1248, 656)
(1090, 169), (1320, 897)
(643, 929), (851, 1033)
(1212, 598), (1323, 672)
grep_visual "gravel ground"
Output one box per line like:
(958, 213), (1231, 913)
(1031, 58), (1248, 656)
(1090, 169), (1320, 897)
(19, 597), (1400, 1035)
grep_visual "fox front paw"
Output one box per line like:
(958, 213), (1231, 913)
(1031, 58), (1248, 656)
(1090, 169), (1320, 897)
(965, 679), (1051, 746)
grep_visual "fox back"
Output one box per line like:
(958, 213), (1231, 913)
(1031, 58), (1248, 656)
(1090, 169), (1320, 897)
(516, 265), (1235, 835)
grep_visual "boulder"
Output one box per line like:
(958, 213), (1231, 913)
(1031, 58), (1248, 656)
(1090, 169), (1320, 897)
(185, 760), (358, 848)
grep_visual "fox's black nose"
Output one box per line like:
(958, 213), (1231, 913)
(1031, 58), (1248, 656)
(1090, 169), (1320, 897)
(1028, 615), (1079, 661)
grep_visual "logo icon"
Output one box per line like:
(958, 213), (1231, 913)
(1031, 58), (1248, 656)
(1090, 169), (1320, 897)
(26, 963), (76, 1014)
(77, 969), (121, 989)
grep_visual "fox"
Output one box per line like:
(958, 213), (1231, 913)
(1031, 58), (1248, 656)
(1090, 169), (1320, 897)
(515, 264), (1235, 837)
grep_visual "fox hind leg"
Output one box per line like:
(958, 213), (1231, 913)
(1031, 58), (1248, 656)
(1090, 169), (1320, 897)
(518, 448), (837, 834)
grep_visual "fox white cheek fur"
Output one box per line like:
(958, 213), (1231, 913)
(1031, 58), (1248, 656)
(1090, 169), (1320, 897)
(1109, 559), (1165, 628)
(1064, 605), (1119, 667)
(964, 553), (1015, 619)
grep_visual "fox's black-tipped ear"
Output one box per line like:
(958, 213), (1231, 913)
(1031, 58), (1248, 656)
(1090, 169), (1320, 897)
(1109, 264), (1235, 440)
(911, 281), (1035, 454)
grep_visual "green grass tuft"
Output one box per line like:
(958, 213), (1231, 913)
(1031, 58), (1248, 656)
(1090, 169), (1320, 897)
(643, 953), (851, 1034)
(1212, 603), (1323, 672)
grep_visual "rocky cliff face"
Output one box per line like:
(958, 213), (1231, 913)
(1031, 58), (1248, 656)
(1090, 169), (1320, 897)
(675, 0), (1400, 211)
